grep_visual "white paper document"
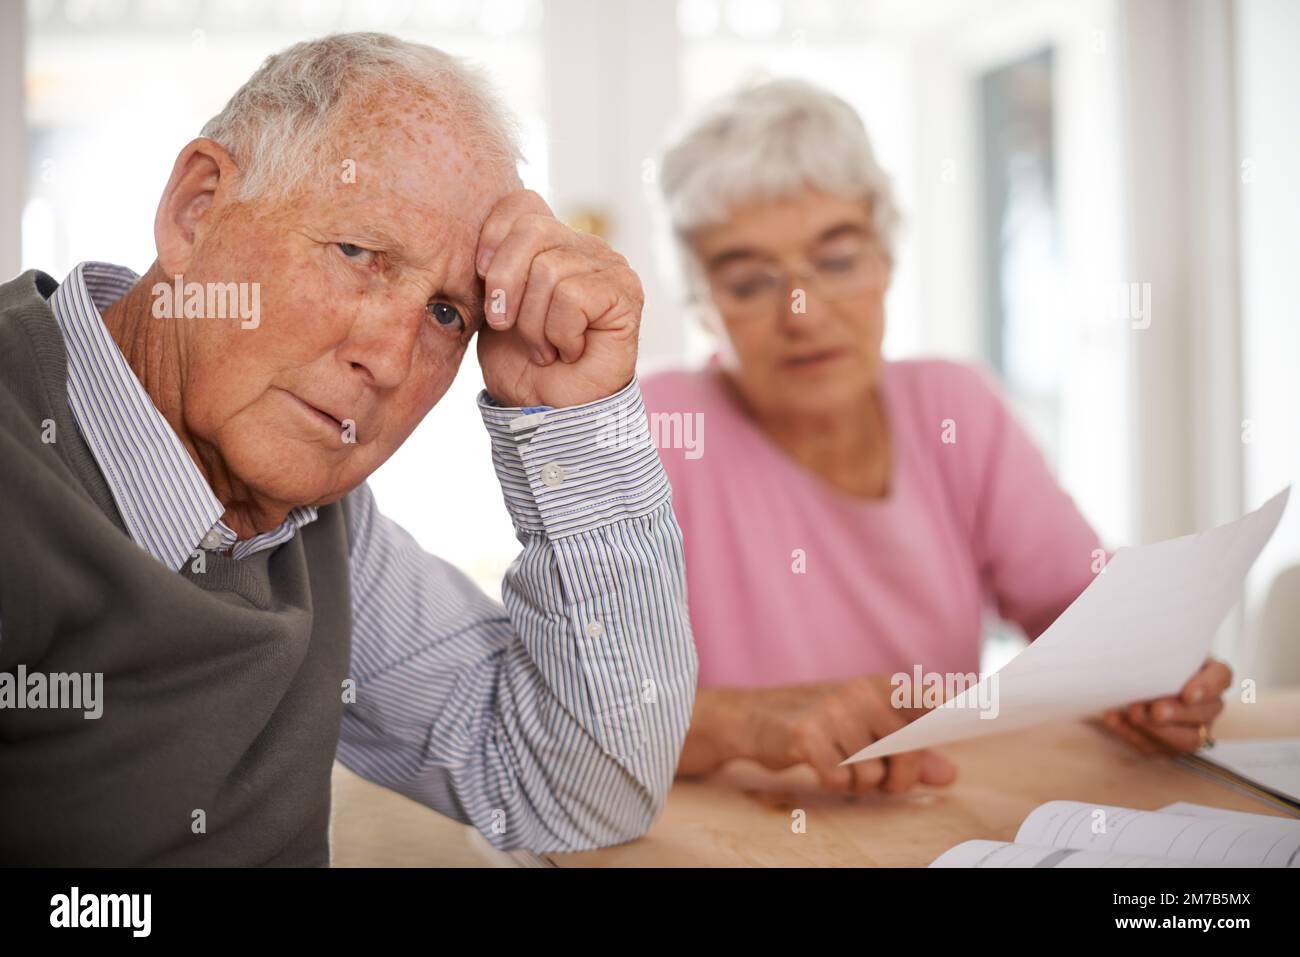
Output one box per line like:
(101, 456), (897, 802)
(931, 800), (1300, 867)
(1160, 800), (1300, 826)
(1194, 738), (1300, 803)
(845, 487), (1290, 765)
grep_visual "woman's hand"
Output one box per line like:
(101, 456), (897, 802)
(679, 676), (957, 794)
(1101, 658), (1232, 755)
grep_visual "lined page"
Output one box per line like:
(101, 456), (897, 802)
(930, 840), (1201, 868)
(1016, 800), (1300, 867)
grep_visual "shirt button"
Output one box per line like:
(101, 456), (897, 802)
(200, 530), (223, 550)
(585, 620), (605, 638)
(540, 462), (566, 488)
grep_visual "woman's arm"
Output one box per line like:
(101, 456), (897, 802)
(936, 362), (1231, 753)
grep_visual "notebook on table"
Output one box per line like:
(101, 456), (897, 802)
(930, 800), (1300, 867)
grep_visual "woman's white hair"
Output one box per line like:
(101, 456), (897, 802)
(658, 77), (901, 297)
(201, 32), (522, 202)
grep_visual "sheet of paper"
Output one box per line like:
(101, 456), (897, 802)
(1015, 800), (1300, 866)
(1195, 738), (1300, 802)
(932, 802), (1300, 866)
(1161, 801), (1300, 830)
(930, 839), (1201, 868)
(843, 487), (1289, 764)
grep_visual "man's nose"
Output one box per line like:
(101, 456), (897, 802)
(336, 304), (421, 389)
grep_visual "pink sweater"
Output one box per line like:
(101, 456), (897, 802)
(641, 359), (1102, 688)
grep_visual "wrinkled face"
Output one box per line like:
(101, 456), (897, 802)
(164, 101), (516, 511)
(689, 188), (891, 419)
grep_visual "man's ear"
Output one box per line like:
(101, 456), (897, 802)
(153, 137), (240, 275)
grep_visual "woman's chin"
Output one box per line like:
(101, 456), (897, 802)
(775, 368), (874, 410)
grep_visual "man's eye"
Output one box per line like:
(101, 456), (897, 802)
(337, 242), (373, 262)
(427, 301), (464, 330)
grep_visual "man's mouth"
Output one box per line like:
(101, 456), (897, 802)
(282, 389), (347, 435)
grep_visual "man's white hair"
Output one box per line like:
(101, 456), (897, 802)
(201, 32), (522, 201)
(658, 77), (901, 296)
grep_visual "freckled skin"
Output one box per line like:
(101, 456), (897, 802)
(103, 102), (520, 537)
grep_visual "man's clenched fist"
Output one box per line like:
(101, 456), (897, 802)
(474, 190), (642, 408)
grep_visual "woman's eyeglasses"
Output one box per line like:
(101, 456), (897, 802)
(707, 239), (888, 320)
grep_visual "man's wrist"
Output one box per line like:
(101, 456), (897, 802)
(480, 374), (635, 413)
(477, 377), (671, 538)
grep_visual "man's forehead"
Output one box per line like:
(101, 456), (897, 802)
(329, 102), (515, 234)
(326, 176), (494, 249)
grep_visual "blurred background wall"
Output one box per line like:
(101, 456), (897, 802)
(1, 0), (1296, 683)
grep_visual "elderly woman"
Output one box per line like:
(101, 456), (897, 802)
(644, 78), (1231, 794)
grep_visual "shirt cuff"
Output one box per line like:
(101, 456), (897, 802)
(478, 378), (672, 538)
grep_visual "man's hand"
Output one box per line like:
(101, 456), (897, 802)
(683, 677), (958, 795)
(474, 190), (642, 409)
(1101, 657), (1232, 755)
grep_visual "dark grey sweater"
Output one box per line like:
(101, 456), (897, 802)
(0, 270), (354, 866)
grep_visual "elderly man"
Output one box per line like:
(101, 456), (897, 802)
(0, 33), (696, 865)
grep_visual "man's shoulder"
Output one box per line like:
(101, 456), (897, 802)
(0, 269), (59, 320)
(0, 270), (66, 420)
(0, 269), (64, 364)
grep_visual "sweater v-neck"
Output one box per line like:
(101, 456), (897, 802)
(704, 363), (908, 515)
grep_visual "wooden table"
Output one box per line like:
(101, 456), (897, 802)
(329, 687), (1300, 867)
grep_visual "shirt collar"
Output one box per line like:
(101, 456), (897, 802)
(49, 261), (317, 570)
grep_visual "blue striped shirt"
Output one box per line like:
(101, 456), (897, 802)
(30, 261), (697, 854)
